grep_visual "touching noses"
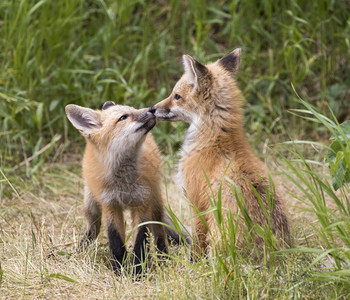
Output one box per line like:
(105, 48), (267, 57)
(148, 106), (156, 114)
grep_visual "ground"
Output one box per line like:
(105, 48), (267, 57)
(0, 147), (347, 299)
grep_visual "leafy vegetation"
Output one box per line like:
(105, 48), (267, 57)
(1, 0), (349, 166)
(327, 120), (350, 190)
(1, 0), (350, 298)
(281, 99), (350, 292)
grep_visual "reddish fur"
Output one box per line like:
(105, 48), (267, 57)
(65, 104), (167, 269)
(155, 50), (290, 257)
(83, 133), (164, 242)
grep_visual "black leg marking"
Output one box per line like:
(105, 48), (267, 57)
(151, 209), (168, 254)
(133, 225), (149, 275)
(79, 197), (102, 250)
(79, 220), (101, 249)
(156, 234), (168, 263)
(156, 234), (168, 254)
(107, 222), (126, 275)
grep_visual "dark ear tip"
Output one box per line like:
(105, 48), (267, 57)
(218, 47), (242, 75)
(102, 101), (115, 110)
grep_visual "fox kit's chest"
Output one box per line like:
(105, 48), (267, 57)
(100, 183), (149, 208)
(83, 142), (153, 208)
(90, 159), (150, 208)
(100, 171), (150, 208)
(178, 143), (235, 198)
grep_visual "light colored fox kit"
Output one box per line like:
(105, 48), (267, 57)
(66, 101), (169, 275)
(152, 49), (290, 257)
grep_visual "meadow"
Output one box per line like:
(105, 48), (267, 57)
(1, 0), (350, 298)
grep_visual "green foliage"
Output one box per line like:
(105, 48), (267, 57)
(171, 97), (350, 296)
(0, 0), (349, 169)
(174, 159), (350, 297)
(289, 92), (350, 191)
(277, 97), (350, 291)
(327, 120), (350, 190)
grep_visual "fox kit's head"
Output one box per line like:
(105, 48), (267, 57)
(153, 48), (244, 134)
(65, 102), (156, 157)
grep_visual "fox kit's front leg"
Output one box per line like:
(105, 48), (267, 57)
(151, 201), (168, 255)
(131, 206), (151, 275)
(104, 205), (126, 275)
(79, 187), (102, 249)
(133, 224), (150, 276)
(130, 203), (168, 275)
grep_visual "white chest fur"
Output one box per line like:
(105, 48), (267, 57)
(100, 182), (150, 208)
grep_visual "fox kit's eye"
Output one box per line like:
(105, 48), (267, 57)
(118, 114), (128, 122)
(174, 93), (181, 100)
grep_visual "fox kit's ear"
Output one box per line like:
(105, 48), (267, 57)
(182, 54), (209, 88)
(218, 48), (241, 77)
(102, 101), (115, 110)
(65, 104), (101, 137)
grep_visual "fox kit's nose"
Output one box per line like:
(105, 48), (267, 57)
(148, 106), (156, 114)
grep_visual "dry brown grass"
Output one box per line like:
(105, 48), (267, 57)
(0, 161), (200, 299)
(0, 147), (345, 299)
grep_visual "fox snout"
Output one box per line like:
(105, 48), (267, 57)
(136, 110), (156, 132)
(148, 105), (170, 115)
(150, 98), (176, 121)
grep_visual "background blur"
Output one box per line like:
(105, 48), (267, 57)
(1, 0), (349, 167)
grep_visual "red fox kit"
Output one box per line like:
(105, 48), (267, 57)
(152, 49), (290, 257)
(66, 101), (185, 275)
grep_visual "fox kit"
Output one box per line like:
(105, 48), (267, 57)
(66, 101), (172, 275)
(152, 49), (290, 257)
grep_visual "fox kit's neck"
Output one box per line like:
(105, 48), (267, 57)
(87, 140), (142, 181)
(183, 98), (249, 159)
(85, 141), (150, 208)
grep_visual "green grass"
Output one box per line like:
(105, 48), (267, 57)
(1, 0), (349, 165)
(1, 131), (350, 298)
(1, 0), (350, 298)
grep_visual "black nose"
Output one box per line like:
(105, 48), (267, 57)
(148, 106), (156, 114)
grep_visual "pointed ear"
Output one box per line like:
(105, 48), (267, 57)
(182, 54), (209, 88)
(102, 101), (115, 110)
(65, 104), (101, 137)
(218, 48), (241, 76)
